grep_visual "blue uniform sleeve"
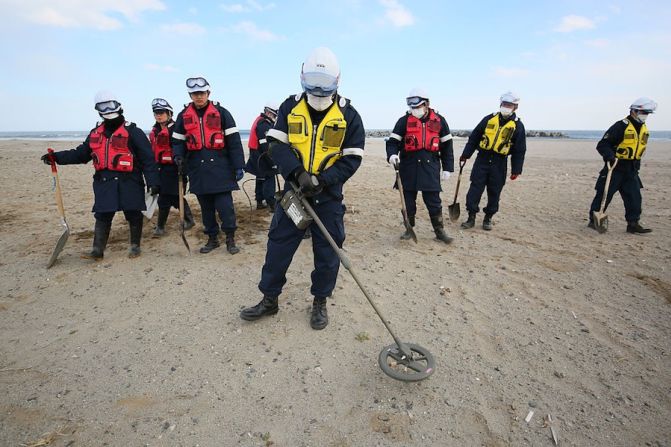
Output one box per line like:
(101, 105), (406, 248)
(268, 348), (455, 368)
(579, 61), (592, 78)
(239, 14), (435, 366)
(220, 106), (245, 170)
(257, 119), (272, 154)
(462, 115), (490, 159)
(438, 114), (454, 172)
(266, 98), (303, 180)
(128, 125), (159, 187)
(509, 120), (527, 175)
(385, 116), (407, 161)
(171, 110), (187, 159)
(52, 136), (94, 165)
(596, 121), (626, 162)
(319, 105), (365, 186)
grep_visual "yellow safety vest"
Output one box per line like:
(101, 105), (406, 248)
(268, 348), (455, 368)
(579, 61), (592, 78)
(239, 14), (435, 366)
(287, 98), (347, 174)
(478, 114), (517, 155)
(616, 119), (648, 160)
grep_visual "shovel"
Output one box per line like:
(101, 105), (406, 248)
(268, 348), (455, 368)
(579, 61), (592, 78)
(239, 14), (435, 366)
(394, 164), (417, 243)
(142, 191), (158, 220)
(592, 159), (618, 234)
(448, 159), (466, 221)
(46, 148), (70, 268)
(177, 165), (191, 253)
(290, 181), (435, 382)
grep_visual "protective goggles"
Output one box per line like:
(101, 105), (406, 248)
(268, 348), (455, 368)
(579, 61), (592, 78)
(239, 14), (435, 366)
(95, 100), (121, 113)
(301, 72), (338, 97)
(152, 98), (170, 108)
(406, 96), (427, 108)
(186, 77), (209, 88)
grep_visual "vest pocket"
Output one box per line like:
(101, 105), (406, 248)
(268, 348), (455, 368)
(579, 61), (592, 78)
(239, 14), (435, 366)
(112, 153), (134, 172)
(288, 114), (308, 144)
(205, 113), (221, 130)
(210, 132), (225, 149)
(322, 122), (346, 150)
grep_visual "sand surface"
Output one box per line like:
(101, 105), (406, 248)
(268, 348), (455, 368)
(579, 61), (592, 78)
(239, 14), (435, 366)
(1, 137), (670, 446)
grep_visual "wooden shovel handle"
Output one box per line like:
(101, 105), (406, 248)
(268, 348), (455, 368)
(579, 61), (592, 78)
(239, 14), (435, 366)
(47, 148), (66, 219)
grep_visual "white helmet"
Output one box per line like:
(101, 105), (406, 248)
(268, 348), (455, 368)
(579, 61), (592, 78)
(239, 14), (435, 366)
(500, 91), (520, 104)
(186, 75), (210, 93)
(630, 97), (657, 113)
(151, 98), (173, 114)
(406, 87), (429, 107)
(94, 90), (122, 115)
(301, 47), (340, 97)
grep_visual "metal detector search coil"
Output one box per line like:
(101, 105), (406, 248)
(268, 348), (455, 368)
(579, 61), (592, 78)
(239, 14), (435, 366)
(280, 189), (313, 230)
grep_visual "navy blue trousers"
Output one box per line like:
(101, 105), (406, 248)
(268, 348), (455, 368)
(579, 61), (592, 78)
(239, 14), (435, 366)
(196, 192), (236, 236)
(259, 199), (345, 299)
(94, 210), (142, 225)
(403, 190), (442, 217)
(465, 155), (507, 215)
(589, 167), (642, 223)
(255, 176), (276, 206)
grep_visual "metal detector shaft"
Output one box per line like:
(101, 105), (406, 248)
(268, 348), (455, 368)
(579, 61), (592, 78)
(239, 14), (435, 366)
(292, 183), (410, 355)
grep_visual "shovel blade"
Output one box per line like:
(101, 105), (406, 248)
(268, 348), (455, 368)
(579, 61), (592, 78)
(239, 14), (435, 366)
(180, 224), (191, 254)
(592, 211), (608, 234)
(47, 229), (69, 269)
(142, 192), (158, 220)
(448, 203), (461, 222)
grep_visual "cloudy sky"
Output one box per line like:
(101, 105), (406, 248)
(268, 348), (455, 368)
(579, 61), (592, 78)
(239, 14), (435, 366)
(0, 0), (669, 131)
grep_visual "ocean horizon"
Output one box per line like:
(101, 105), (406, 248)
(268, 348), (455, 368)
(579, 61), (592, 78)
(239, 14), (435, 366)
(1, 129), (670, 142)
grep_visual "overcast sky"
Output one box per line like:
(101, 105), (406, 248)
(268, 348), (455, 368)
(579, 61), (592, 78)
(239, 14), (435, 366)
(0, 0), (669, 131)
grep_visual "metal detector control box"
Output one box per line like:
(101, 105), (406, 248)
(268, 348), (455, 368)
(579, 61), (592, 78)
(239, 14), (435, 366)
(280, 189), (313, 230)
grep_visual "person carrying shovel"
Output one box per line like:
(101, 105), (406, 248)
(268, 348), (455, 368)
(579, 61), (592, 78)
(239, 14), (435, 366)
(587, 97), (658, 234)
(385, 88), (454, 243)
(41, 91), (160, 259)
(460, 91), (526, 231)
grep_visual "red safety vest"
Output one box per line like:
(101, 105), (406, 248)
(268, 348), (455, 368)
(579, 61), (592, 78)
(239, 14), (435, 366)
(150, 125), (174, 164)
(248, 115), (264, 150)
(89, 123), (134, 172)
(404, 110), (441, 152)
(182, 102), (225, 150)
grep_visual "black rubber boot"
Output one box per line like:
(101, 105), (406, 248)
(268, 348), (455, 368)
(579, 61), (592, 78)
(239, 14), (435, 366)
(128, 219), (143, 258)
(482, 214), (493, 231)
(587, 218), (597, 230)
(152, 207), (169, 238)
(400, 215), (415, 240)
(626, 221), (652, 234)
(256, 200), (268, 210)
(461, 212), (476, 229)
(200, 234), (220, 254)
(183, 201), (195, 230)
(303, 227), (312, 240)
(240, 295), (279, 321)
(310, 297), (329, 330)
(83, 220), (111, 260)
(225, 232), (240, 255)
(430, 215), (453, 244)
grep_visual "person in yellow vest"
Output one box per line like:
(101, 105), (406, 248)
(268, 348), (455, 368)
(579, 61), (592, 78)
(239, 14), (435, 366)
(460, 92), (526, 230)
(588, 97), (658, 234)
(240, 47), (365, 330)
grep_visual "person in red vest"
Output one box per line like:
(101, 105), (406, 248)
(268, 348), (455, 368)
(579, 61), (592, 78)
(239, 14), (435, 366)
(245, 102), (279, 211)
(148, 98), (195, 236)
(171, 76), (246, 254)
(385, 88), (454, 243)
(41, 91), (159, 259)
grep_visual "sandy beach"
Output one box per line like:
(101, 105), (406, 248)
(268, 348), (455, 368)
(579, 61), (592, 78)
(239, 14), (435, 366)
(1, 137), (670, 446)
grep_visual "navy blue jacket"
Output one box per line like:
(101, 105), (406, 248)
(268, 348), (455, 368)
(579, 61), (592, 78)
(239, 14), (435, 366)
(266, 93), (365, 203)
(171, 101), (245, 195)
(386, 110), (454, 192)
(51, 120), (159, 213)
(150, 121), (185, 196)
(596, 116), (643, 173)
(461, 112), (527, 175)
(245, 114), (275, 177)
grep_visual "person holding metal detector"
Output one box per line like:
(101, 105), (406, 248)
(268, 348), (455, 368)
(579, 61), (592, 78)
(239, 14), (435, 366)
(245, 102), (279, 211)
(240, 47), (365, 330)
(40, 91), (160, 259)
(460, 91), (526, 231)
(171, 76), (246, 254)
(386, 88), (455, 243)
(149, 98), (195, 237)
(587, 97), (658, 234)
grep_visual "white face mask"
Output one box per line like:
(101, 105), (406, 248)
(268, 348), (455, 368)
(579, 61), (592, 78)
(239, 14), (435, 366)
(410, 107), (426, 119)
(499, 106), (514, 117)
(101, 112), (120, 120)
(307, 94), (333, 111)
(635, 113), (648, 123)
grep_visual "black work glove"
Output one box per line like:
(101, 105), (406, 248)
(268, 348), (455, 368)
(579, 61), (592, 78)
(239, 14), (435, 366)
(148, 185), (160, 195)
(604, 155), (616, 164)
(173, 155), (183, 167)
(41, 153), (53, 165)
(459, 155), (469, 163)
(296, 170), (323, 197)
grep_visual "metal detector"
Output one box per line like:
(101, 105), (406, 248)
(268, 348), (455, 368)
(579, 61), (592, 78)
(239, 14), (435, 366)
(289, 182), (435, 382)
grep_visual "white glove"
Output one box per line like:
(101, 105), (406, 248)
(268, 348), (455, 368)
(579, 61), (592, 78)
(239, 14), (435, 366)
(388, 154), (400, 167)
(441, 170), (451, 181)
